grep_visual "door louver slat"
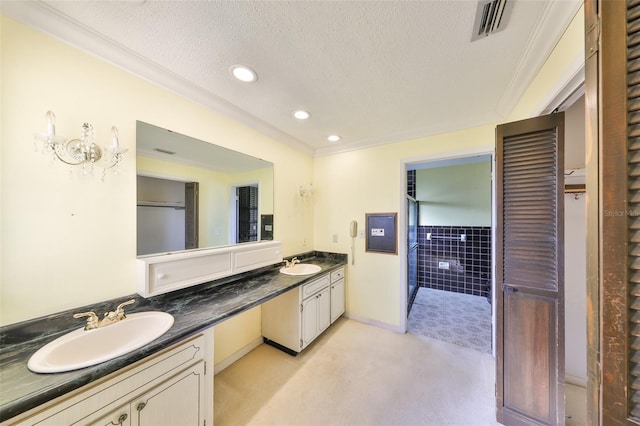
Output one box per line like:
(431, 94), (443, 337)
(502, 128), (558, 291)
(629, 2), (640, 421)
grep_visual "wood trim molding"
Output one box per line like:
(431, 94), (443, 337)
(585, 0), (630, 424)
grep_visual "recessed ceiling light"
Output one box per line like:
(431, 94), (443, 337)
(293, 110), (311, 120)
(327, 135), (341, 142)
(230, 65), (257, 82)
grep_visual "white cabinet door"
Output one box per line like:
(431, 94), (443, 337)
(330, 279), (345, 323)
(133, 361), (205, 426)
(317, 287), (331, 333)
(301, 296), (318, 348)
(262, 269), (345, 354)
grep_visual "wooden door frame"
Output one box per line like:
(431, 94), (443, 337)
(585, 0), (629, 423)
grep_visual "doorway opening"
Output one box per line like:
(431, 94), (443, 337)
(404, 155), (494, 355)
(230, 184), (259, 244)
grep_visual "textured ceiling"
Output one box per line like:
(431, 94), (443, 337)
(1, 0), (582, 156)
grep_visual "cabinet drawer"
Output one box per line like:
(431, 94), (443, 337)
(148, 253), (232, 295)
(234, 245), (282, 273)
(301, 275), (330, 299)
(330, 268), (344, 283)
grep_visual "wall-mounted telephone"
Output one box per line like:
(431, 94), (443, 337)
(350, 220), (357, 265)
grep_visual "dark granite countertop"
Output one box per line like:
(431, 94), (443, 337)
(0, 251), (346, 422)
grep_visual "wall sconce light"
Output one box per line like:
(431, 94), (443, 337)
(298, 183), (314, 197)
(34, 111), (127, 179)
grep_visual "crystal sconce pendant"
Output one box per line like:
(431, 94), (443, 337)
(34, 111), (127, 181)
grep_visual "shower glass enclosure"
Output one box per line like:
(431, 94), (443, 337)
(407, 196), (418, 313)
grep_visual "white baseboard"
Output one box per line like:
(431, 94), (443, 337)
(214, 336), (263, 375)
(343, 312), (404, 333)
(565, 374), (587, 388)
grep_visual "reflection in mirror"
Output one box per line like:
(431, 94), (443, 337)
(136, 121), (274, 256)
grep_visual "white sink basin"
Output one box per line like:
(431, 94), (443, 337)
(28, 311), (174, 373)
(279, 264), (322, 276)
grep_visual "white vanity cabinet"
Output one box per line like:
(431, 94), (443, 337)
(262, 267), (345, 354)
(330, 268), (345, 323)
(5, 330), (213, 426)
(301, 285), (330, 348)
(88, 361), (205, 426)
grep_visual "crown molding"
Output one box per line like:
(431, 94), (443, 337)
(1, 1), (314, 157)
(315, 110), (499, 157)
(496, 0), (583, 118)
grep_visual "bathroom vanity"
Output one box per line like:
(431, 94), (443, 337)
(262, 267), (345, 354)
(0, 251), (346, 425)
(6, 331), (213, 425)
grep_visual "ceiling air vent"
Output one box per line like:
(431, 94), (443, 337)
(471, 0), (512, 42)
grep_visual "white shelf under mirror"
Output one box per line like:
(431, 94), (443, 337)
(137, 241), (282, 297)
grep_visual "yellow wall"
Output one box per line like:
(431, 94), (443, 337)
(213, 306), (262, 365)
(0, 16), (313, 364)
(416, 161), (492, 227)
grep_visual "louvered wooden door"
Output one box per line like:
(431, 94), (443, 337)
(496, 113), (565, 425)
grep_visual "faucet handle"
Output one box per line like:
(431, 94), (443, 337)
(285, 257), (300, 268)
(115, 299), (135, 319)
(73, 311), (99, 330)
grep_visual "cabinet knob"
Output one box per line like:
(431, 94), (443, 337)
(137, 402), (147, 412)
(117, 413), (128, 424)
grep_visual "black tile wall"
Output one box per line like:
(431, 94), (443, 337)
(407, 170), (416, 199)
(418, 225), (491, 297)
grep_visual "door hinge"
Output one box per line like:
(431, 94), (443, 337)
(300, 338), (303, 348)
(204, 361), (207, 375)
(300, 304), (303, 312)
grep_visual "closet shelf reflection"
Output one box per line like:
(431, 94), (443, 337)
(137, 201), (185, 209)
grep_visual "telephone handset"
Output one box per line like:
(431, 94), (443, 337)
(350, 220), (358, 238)
(349, 220), (357, 265)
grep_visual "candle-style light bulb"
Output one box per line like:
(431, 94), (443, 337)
(111, 126), (119, 152)
(45, 111), (56, 139)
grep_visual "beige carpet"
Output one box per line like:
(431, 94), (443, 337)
(214, 317), (499, 426)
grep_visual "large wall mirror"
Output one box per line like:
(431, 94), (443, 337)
(136, 121), (274, 256)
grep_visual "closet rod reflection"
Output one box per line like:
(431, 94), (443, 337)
(426, 233), (467, 242)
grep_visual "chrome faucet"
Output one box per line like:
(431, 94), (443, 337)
(285, 257), (300, 268)
(73, 299), (136, 330)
